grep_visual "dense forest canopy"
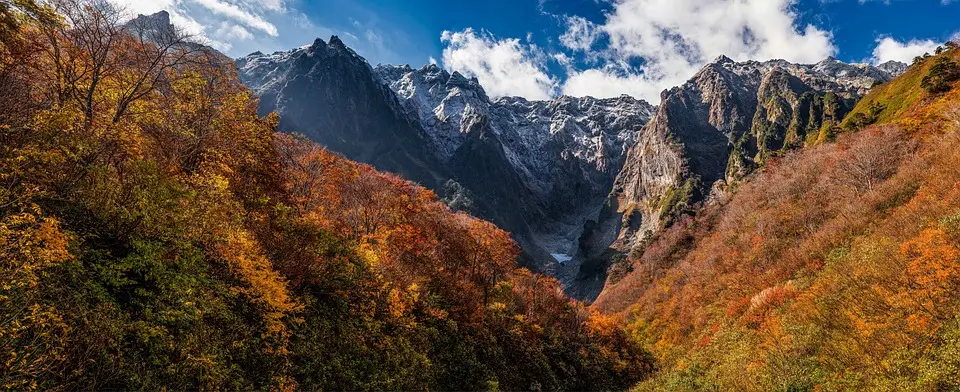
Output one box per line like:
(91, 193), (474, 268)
(4, 0), (960, 391)
(0, 0), (652, 390)
(597, 43), (960, 391)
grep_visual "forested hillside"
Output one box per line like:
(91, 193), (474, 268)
(596, 45), (960, 391)
(0, 1), (652, 390)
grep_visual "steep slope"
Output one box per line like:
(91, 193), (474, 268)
(609, 56), (905, 253)
(0, 3), (654, 390)
(239, 38), (903, 302)
(236, 37), (448, 189)
(376, 64), (655, 298)
(239, 46), (656, 300)
(595, 47), (960, 391)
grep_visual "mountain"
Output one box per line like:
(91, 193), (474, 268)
(238, 36), (906, 301)
(607, 55), (905, 253)
(374, 64), (655, 297)
(236, 37), (449, 189)
(595, 47), (960, 391)
(239, 41), (656, 299)
(877, 59), (910, 76)
(0, 4), (654, 389)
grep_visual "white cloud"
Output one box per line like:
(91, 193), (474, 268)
(110, 0), (330, 56)
(189, 0), (277, 36)
(871, 37), (940, 64)
(117, 0), (279, 37)
(440, 28), (557, 100)
(290, 10), (314, 29)
(557, 0), (836, 101)
(553, 52), (572, 67)
(215, 22), (253, 41)
(564, 69), (666, 101)
(559, 16), (599, 52)
(365, 29), (384, 46)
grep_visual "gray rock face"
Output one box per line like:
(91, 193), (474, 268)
(237, 37), (449, 189)
(876, 61), (910, 78)
(238, 38), (656, 299)
(238, 37), (905, 301)
(609, 56), (905, 253)
(375, 64), (656, 299)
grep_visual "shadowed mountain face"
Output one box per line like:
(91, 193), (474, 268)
(237, 36), (905, 301)
(237, 37), (448, 189)
(374, 64), (656, 300)
(238, 38), (655, 299)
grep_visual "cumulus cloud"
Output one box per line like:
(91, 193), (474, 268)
(440, 28), (557, 100)
(558, 0), (836, 101)
(871, 37), (940, 64)
(563, 69), (660, 101)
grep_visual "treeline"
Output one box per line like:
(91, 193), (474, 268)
(0, 1), (652, 390)
(595, 46), (960, 391)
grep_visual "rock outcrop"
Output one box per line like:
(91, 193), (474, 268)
(238, 38), (907, 301)
(237, 37), (448, 189)
(239, 39), (656, 300)
(609, 56), (906, 253)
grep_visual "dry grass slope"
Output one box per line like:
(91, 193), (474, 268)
(596, 47), (960, 391)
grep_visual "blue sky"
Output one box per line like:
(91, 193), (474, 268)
(117, 0), (960, 102)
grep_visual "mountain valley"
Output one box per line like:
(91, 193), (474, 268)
(4, 2), (960, 390)
(237, 36), (905, 301)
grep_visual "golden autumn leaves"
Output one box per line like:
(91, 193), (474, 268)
(0, 1), (654, 389)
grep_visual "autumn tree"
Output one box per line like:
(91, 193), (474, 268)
(0, 2), (655, 389)
(35, 0), (207, 128)
(921, 56), (960, 94)
(945, 101), (960, 131)
(832, 125), (906, 195)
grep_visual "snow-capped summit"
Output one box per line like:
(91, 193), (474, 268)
(877, 60), (910, 77)
(375, 64), (491, 159)
(372, 64), (656, 297)
(375, 64), (656, 190)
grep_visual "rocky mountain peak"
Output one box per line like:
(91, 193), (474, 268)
(305, 36), (363, 61)
(126, 10), (176, 40)
(877, 60), (909, 77)
(420, 63), (441, 73)
(328, 35), (347, 50)
(714, 54), (735, 64)
(138, 10), (170, 26)
(610, 55), (901, 256)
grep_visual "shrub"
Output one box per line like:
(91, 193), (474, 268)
(921, 57), (960, 94)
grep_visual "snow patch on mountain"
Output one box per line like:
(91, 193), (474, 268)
(714, 55), (907, 97)
(375, 65), (656, 197)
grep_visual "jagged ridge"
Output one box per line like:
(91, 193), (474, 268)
(610, 55), (905, 253)
(239, 40), (657, 299)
